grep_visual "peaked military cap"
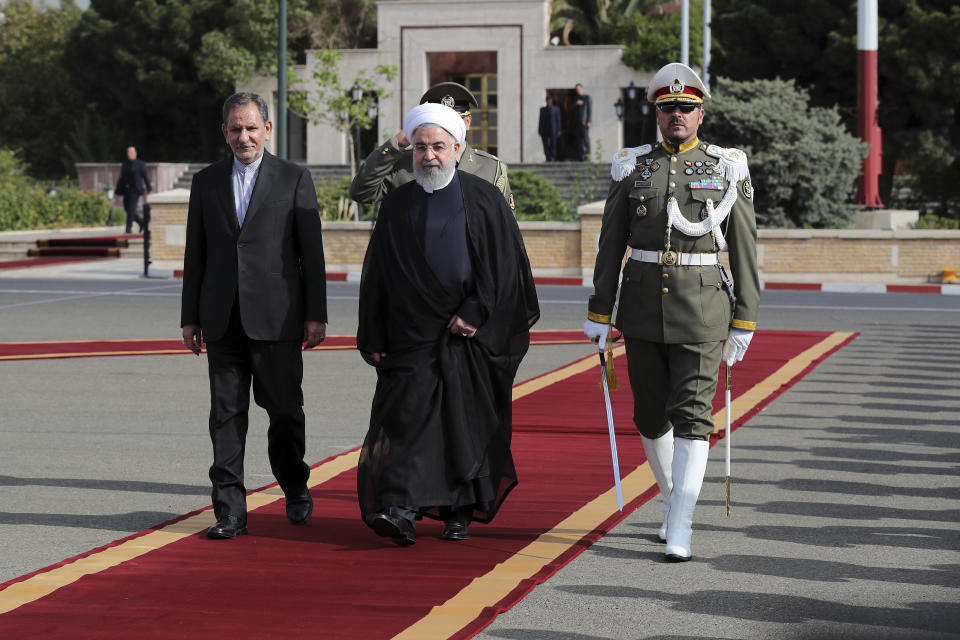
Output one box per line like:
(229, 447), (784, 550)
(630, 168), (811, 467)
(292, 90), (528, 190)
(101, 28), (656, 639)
(420, 82), (479, 116)
(647, 62), (711, 104)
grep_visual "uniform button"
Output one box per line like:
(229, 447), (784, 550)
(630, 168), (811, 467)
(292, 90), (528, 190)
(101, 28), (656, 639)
(669, 181), (676, 188)
(669, 196), (676, 203)
(662, 273), (669, 279)
(671, 156), (678, 163)
(662, 287), (669, 294)
(670, 169), (676, 175)
(639, 195), (645, 201)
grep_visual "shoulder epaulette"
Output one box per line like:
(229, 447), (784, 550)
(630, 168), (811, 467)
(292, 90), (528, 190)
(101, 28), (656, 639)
(474, 148), (500, 161)
(610, 144), (652, 182)
(705, 144), (750, 183)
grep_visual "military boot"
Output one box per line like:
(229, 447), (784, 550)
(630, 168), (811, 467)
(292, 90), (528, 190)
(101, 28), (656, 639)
(640, 430), (674, 542)
(665, 438), (709, 561)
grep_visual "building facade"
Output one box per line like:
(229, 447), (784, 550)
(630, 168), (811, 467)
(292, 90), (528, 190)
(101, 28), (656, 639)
(245, 0), (654, 165)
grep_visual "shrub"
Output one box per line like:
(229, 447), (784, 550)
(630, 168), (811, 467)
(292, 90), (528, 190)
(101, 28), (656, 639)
(315, 176), (377, 221)
(510, 170), (574, 221)
(912, 214), (959, 230)
(703, 77), (867, 229)
(0, 148), (111, 230)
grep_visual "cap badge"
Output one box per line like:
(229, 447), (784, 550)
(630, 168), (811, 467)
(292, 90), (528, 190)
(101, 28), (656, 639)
(441, 95), (456, 109)
(669, 78), (684, 95)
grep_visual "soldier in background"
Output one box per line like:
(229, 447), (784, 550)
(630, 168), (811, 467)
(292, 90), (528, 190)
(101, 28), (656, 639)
(582, 63), (760, 562)
(349, 82), (514, 213)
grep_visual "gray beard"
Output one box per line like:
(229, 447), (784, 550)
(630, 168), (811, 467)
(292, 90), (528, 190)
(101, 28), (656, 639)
(414, 161), (456, 191)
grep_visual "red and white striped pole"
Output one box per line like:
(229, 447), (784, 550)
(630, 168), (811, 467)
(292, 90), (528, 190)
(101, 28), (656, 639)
(856, 0), (884, 207)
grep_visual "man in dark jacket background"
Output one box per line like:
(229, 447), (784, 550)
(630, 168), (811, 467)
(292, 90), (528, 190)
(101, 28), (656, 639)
(115, 145), (152, 233)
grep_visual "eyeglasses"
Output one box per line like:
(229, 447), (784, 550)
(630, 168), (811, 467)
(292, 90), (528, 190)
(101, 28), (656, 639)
(656, 102), (700, 114)
(413, 142), (450, 154)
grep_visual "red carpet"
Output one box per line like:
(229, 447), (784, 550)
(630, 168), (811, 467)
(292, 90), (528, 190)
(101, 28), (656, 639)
(0, 330), (855, 638)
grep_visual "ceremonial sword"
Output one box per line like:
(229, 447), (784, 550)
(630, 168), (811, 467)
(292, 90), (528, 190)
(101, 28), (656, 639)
(598, 348), (624, 511)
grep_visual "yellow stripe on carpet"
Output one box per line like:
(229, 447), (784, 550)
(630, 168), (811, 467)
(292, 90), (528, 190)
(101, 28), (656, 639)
(391, 331), (854, 639)
(0, 449), (359, 615)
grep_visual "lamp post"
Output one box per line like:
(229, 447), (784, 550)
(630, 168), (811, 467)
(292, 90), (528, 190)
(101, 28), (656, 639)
(350, 82), (363, 174)
(640, 101), (650, 145)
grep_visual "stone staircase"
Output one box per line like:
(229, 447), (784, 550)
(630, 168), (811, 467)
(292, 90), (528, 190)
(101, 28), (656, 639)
(170, 162), (609, 203)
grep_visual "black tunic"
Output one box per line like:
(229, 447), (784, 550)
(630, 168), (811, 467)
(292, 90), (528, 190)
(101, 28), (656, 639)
(357, 171), (539, 526)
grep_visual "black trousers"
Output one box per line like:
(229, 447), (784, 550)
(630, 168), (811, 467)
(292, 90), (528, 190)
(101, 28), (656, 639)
(204, 301), (309, 519)
(541, 134), (557, 161)
(122, 191), (143, 233)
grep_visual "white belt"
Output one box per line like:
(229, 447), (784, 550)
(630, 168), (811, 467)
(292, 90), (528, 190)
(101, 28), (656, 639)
(630, 248), (719, 266)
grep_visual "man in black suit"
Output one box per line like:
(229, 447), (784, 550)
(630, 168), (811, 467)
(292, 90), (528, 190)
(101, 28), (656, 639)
(180, 92), (328, 539)
(572, 83), (592, 161)
(115, 145), (152, 233)
(538, 96), (562, 161)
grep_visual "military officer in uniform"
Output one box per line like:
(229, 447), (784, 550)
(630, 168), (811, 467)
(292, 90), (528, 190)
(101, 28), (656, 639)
(582, 62), (760, 562)
(349, 81), (514, 212)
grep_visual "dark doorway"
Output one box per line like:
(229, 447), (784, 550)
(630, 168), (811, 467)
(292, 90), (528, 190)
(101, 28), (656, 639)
(427, 51), (498, 156)
(621, 86), (655, 149)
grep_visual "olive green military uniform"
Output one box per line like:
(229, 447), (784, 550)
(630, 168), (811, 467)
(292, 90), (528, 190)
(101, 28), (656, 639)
(349, 138), (514, 212)
(587, 138), (760, 440)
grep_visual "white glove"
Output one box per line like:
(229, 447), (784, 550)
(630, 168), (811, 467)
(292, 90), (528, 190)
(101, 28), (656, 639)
(583, 319), (610, 350)
(723, 328), (754, 366)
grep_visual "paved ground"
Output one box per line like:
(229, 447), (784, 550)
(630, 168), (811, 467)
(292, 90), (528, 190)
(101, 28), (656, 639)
(1, 258), (959, 639)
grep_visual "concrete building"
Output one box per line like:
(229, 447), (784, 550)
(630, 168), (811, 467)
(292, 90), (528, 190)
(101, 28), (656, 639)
(244, 0), (653, 166)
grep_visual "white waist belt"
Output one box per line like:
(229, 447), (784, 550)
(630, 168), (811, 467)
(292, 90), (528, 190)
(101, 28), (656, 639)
(630, 248), (719, 266)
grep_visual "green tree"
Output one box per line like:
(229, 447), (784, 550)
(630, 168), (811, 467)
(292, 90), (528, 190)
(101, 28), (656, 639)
(293, 49), (396, 181)
(621, 2), (703, 71)
(704, 76), (866, 228)
(61, 0), (331, 165)
(711, 0), (960, 219)
(0, 0), (85, 178)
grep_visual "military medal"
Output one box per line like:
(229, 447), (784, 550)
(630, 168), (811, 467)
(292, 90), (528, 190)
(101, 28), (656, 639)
(640, 167), (652, 179)
(650, 162), (660, 171)
(636, 204), (647, 217)
(684, 167), (694, 175)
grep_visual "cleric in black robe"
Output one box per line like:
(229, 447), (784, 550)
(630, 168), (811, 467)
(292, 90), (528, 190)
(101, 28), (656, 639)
(357, 103), (539, 545)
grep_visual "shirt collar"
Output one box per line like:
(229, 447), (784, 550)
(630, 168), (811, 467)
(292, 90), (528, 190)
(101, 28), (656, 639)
(661, 137), (700, 155)
(233, 153), (264, 176)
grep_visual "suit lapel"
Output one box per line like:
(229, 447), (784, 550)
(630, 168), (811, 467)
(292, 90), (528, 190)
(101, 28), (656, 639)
(241, 152), (276, 232)
(214, 157), (239, 234)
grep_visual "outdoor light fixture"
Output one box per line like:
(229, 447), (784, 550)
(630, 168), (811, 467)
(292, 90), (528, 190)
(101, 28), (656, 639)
(626, 81), (637, 101)
(614, 97), (624, 121)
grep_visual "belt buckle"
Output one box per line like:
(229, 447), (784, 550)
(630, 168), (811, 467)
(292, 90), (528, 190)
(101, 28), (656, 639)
(661, 250), (679, 266)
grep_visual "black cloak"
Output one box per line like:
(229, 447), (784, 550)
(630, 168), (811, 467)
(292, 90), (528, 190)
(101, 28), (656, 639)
(356, 170), (540, 526)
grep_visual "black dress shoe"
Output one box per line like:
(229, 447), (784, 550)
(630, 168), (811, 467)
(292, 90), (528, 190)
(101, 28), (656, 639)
(286, 489), (313, 525)
(207, 515), (247, 539)
(442, 521), (470, 541)
(371, 513), (416, 546)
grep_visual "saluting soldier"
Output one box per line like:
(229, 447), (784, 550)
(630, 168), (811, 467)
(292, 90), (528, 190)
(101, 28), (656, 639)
(582, 63), (760, 562)
(349, 81), (515, 212)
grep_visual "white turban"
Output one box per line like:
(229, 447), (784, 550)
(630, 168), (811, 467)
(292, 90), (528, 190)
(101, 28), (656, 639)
(402, 103), (466, 145)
